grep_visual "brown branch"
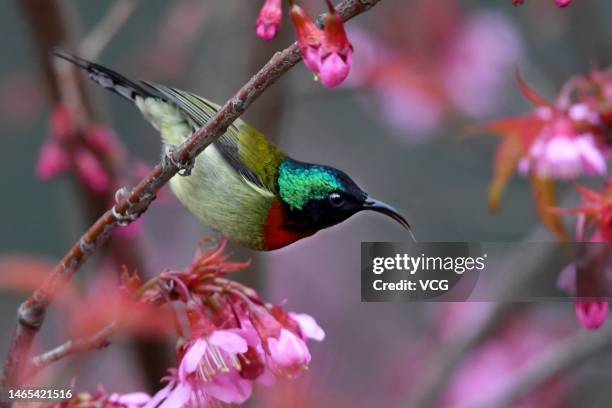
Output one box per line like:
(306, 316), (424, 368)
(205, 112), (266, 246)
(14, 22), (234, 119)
(12, 0), (173, 391)
(2, 0), (383, 388)
(28, 321), (119, 375)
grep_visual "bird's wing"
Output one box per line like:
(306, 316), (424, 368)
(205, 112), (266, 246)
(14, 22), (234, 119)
(141, 82), (285, 194)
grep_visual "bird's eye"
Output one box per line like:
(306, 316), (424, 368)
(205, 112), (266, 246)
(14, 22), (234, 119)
(329, 192), (345, 207)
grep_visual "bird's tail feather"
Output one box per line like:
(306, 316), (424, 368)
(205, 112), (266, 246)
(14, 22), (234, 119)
(53, 51), (155, 103)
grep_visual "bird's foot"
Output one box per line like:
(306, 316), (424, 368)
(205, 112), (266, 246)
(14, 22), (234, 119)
(111, 186), (140, 226)
(163, 145), (194, 176)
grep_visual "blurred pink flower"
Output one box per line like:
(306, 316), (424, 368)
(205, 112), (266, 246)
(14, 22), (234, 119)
(36, 140), (71, 180)
(485, 72), (610, 230)
(518, 116), (607, 180)
(256, 0), (282, 41)
(441, 313), (572, 407)
(442, 11), (523, 118)
(36, 104), (76, 181)
(575, 301), (609, 330)
(74, 147), (111, 193)
(346, 8), (523, 139)
(377, 81), (446, 137)
(36, 104), (122, 192)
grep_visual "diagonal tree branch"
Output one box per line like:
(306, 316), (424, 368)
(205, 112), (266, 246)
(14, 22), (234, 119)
(13, 0), (172, 391)
(1, 0), (383, 389)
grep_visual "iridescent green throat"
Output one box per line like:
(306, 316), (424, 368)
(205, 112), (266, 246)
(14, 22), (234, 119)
(277, 160), (345, 210)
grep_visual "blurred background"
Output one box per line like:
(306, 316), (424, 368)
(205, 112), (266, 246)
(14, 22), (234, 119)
(1, 0), (612, 407)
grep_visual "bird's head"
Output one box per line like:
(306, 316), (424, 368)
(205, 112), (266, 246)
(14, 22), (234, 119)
(263, 159), (412, 250)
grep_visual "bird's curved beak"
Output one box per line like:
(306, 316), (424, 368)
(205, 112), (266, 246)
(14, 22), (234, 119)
(362, 198), (416, 241)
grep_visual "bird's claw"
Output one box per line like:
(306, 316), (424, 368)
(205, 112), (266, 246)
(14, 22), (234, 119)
(163, 145), (194, 176)
(112, 186), (139, 227)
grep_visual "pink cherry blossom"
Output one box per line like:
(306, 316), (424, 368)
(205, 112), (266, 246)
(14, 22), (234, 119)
(576, 301), (609, 330)
(442, 11), (523, 118)
(267, 329), (311, 377)
(256, 0), (282, 41)
(518, 117), (607, 180)
(289, 3), (323, 74)
(203, 370), (253, 404)
(289, 0), (353, 87)
(177, 329), (252, 404)
(36, 140), (71, 180)
(179, 330), (247, 380)
(318, 0), (354, 88)
(290, 312), (326, 341)
(141, 243), (326, 407)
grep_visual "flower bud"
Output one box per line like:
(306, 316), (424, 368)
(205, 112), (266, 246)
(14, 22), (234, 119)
(319, 0), (353, 88)
(256, 0), (282, 41)
(290, 3), (323, 74)
(36, 140), (71, 181)
(576, 301), (608, 330)
(267, 329), (311, 377)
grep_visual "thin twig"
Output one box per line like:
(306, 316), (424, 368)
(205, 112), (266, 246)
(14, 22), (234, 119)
(464, 324), (612, 408)
(1, 0), (383, 389)
(28, 321), (119, 375)
(80, 0), (140, 61)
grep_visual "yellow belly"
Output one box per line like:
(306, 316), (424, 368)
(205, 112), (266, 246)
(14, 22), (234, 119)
(169, 144), (273, 250)
(134, 95), (275, 250)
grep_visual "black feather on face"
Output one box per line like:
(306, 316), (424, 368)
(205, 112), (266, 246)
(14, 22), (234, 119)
(283, 186), (368, 232)
(277, 159), (413, 238)
(277, 160), (367, 233)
